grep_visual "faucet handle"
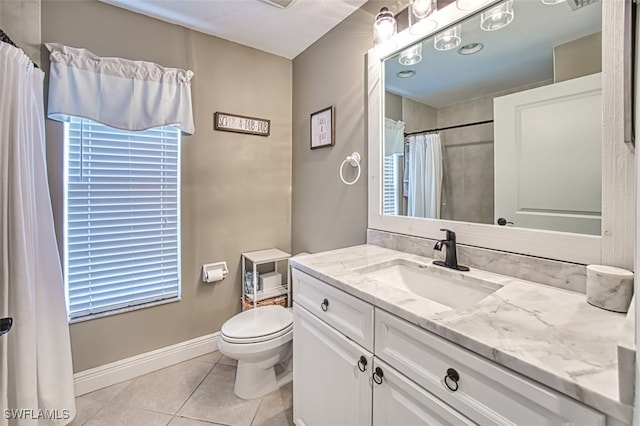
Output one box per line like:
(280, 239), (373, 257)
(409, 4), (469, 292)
(433, 240), (443, 251)
(439, 228), (456, 242)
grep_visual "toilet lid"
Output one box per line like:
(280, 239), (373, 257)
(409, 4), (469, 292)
(221, 306), (293, 342)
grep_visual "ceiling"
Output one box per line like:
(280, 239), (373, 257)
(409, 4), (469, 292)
(385, 0), (601, 107)
(99, 0), (369, 59)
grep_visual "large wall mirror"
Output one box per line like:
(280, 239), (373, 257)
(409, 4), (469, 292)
(367, 0), (634, 267)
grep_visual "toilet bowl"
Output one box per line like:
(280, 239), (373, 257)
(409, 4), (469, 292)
(218, 305), (293, 399)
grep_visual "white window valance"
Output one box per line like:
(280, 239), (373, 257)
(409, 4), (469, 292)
(45, 43), (195, 134)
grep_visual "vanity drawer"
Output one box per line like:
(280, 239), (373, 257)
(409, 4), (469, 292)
(292, 268), (374, 351)
(375, 308), (605, 426)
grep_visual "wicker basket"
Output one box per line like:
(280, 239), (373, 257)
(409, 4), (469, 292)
(242, 294), (287, 311)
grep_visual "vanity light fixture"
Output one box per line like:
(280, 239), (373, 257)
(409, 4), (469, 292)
(456, 0), (492, 11)
(541, 0), (566, 4)
(481, 0), (514, 31)
(458, 42), (484, 55)
(434, 25), (462, 51)
(373, 7), (397, 47)
(409, 0), (438, 35)
(399, 43), (423, 65)
(396, 70), (416, 78)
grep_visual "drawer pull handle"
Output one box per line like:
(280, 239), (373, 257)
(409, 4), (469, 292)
(357, 356), (368, 372)
(372, 367), (384, 385)
(320, 298), (329, 312)
(444, 368), (459, 392)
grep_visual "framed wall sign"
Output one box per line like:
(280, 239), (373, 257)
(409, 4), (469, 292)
(214, 112), (270, 137)
(310, 106), (334, 149)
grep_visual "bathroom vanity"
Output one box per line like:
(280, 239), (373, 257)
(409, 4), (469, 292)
(290, 245), (633, 425)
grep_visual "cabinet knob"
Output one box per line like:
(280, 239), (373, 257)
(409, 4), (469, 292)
(357, 356), (368, 372)
(444, 368), (460, 392)
(372, 367), (384, 385)
(320, 298), (329, 312)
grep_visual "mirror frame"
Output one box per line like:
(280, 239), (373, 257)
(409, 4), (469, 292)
(367, 0), (634, 268)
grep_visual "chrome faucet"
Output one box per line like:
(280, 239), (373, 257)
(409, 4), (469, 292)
(433, 229), (469, 271)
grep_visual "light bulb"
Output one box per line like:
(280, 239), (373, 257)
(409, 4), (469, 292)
(373, 7), (397, 46)
(434, 25), (461, 51)
(481, 0), (514, 31)
(399, 43), (422, 66)
(409, 0), (437, 35)
(411, 0), (434, 18)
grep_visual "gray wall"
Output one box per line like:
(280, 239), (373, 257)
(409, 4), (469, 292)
(0, 0), (40, 63)
(554, 32), (602, 83)
(291, 4), (381, 254)
(42, 0), (292, 372)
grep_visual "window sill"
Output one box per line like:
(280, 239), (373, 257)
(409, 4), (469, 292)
(68, 297), (181, 324)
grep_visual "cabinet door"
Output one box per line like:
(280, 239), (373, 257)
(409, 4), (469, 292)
(372, 358), (475, 426)
(293, 303), (373, 426)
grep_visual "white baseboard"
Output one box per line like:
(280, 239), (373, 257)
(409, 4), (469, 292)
(73, 332), (219, 396)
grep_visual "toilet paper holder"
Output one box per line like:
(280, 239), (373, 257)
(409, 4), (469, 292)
(202, 261), (229, 283)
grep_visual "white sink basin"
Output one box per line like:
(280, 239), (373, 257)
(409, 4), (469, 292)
(356, 259), (502, 310)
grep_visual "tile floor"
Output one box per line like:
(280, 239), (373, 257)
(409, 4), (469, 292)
(70, 351), (293, 426)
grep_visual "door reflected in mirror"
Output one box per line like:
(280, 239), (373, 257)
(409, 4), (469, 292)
(382, 0), (602, 236)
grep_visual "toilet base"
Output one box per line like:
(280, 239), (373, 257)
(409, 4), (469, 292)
(234, 344), (293, 400)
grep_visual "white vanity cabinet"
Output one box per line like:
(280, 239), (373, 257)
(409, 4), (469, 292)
(292, 268), (606, 426)
(293, 305), (373, 426)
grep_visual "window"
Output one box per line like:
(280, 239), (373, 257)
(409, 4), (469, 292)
(64, 117), (181, 320)
(383, 153), (403, 215)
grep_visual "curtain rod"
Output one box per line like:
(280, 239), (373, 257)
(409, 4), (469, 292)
(0, 28), (39, 68)
(404, 119), (493, 137)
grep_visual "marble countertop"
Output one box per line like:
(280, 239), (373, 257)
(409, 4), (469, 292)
(290, 244), (633, 422)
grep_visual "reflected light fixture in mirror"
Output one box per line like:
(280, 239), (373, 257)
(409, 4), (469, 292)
(409, 0), (438, 35)
(541, 0), (566, 4)
(373, 7), (397, 46)
(434, 25), (462, 51)
(399, 43), (423, 65)
(481, 0), (514, 31)
(456, 0), (492, 11)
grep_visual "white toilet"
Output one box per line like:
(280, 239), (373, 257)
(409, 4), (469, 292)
(218, 305), (293, 399)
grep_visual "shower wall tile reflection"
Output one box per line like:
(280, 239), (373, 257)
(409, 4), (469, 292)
(438, 93), (494, 225)
(402, 97), (437, 133)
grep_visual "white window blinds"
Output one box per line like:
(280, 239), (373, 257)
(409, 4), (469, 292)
(64, 117), (181, 319)
(383, 154), (403, 215)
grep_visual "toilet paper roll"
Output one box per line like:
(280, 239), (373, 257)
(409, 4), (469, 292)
(586, 265), (634, 313)
(203, 268), (224, 283)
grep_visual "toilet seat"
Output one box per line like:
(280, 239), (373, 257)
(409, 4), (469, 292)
(221, 306), (293, 344)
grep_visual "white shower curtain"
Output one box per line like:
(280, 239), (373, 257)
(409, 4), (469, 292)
(0, 43), (75, 425)
(407, 133), (443, 219)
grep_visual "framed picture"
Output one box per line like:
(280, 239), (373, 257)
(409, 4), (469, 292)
(310, 106), (334, 149)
